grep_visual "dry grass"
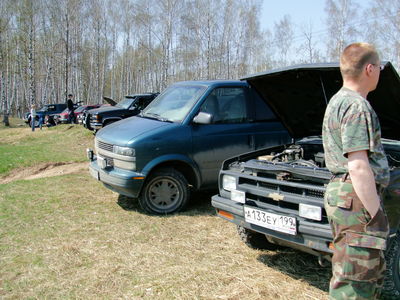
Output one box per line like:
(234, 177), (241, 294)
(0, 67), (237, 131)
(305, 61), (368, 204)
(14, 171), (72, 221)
(0, 124), (330, 299)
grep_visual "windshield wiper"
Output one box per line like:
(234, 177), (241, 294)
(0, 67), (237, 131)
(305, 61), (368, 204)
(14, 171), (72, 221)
(142, 112), (173, 123)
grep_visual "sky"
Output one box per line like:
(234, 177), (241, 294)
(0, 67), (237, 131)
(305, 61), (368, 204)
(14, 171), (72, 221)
(260, 0), (326, 32)
(259, 0), (367, 60)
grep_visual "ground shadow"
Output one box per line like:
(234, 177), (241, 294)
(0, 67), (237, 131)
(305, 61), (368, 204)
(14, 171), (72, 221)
(116, 194), (142, 211)
(116, 189), (217, 217)
(257, 248), (331, 293)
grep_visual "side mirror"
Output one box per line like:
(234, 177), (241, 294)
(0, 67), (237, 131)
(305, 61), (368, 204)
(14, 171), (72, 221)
(193, 112), (212, 124)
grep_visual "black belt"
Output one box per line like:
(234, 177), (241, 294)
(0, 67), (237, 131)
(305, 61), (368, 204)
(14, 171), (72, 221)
(330, 172), (349, 181)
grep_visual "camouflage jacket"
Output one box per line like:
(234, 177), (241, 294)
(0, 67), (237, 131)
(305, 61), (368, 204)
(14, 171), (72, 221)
(322, 87), (390, 187)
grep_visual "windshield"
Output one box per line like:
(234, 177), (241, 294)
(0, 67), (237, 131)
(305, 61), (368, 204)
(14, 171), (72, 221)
(116, 98), (135, 109)
(74, 106), (86, 113)
(37, 106), (48, 112)
(141, 85), (207, 122)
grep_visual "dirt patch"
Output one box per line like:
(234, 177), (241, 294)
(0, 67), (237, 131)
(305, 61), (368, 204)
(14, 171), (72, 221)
(0, 162), (88, 184)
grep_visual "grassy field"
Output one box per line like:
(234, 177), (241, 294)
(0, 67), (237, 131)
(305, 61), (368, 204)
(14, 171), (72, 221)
(0, 120), (330, 299)
(0, 118), (93, 175)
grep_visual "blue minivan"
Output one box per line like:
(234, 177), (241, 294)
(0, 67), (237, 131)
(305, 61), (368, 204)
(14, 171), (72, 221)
(88, 80), (290, 214)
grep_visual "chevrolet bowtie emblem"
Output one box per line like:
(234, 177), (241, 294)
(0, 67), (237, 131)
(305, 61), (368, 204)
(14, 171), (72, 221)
(268, 192), (284, 201)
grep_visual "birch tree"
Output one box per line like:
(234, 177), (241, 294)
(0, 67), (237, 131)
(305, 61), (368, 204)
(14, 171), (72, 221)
(273, 15), (294, 67)
(0, 0), (12, 125)
(363, 0), (400, 69)
(324, 0), (360, 60)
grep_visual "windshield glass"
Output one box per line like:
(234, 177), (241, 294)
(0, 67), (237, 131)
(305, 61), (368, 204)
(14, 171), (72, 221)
(74, 106), (86, 113)
(116, 98), (135, 109)
(37, 106), (48, 112)
(141, 85), (207, 122)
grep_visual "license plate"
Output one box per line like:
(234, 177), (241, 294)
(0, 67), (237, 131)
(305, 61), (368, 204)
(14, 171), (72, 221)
(244, 206), (297, 235)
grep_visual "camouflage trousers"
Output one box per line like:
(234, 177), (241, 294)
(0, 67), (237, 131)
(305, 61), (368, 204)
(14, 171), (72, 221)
(324, 177), (389, 300)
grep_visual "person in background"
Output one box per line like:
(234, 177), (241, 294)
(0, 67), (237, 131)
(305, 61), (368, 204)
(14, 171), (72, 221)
(30, 104), (36, 132)
(38, 113), (44, 130)
(67, 94), (75, 124)
(322, 42), (389, 299)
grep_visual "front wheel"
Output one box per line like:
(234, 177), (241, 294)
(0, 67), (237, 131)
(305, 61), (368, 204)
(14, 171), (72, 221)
(383, 233), (400, 299)
(139, 168), (189, 215)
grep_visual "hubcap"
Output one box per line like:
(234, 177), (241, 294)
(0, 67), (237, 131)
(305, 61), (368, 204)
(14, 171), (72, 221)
(148, 178), (180, 209)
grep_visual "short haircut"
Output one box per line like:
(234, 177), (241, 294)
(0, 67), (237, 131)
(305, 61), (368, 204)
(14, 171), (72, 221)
(340, 43), (379, 79)
(68, 94), (73, 97)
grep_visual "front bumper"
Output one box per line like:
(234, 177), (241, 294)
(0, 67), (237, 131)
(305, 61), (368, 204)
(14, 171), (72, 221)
(58, 117), (68, 124)
(88, 156), (145, 198)
(212, 194), (333, 255)
(90, 122), (103, 129)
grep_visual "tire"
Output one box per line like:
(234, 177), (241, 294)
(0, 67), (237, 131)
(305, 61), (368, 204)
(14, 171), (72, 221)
(382, 233), (400, 299)
(84, 114), (92, 129)
(139, 168), (190, 215)
(237, 225), (280, 250)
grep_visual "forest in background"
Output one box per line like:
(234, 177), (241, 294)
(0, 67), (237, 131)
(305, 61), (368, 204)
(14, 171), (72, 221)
(1, 0), (400, 120)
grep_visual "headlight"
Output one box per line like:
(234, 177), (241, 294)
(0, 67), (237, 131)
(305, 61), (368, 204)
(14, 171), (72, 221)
(222, 175), (237, 191)
(230, 189), (245, 203)
(113, 145), (135, 157)
(299, 203), (321, 221)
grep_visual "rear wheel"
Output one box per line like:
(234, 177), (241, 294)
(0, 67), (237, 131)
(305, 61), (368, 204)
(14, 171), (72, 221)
(383, 233), (400, 299)
(237, 226), (280, 250)
(139, 168), (189, 215)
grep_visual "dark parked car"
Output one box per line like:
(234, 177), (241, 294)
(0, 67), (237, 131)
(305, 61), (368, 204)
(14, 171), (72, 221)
(88, 80), (291, 214)
(84, 93), (158, 132)
(211, 62), (400, 299)
(23, 103), (67, 127)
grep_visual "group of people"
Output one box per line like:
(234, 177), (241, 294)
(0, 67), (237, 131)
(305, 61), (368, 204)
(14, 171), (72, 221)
(30, 94), (75, 131)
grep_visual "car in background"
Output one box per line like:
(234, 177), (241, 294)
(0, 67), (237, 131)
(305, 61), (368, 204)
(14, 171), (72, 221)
(55, 104), (102, 124)
(79, 104), (110, 126)
(23, 103), (67, 127)
(84, 93), (159, 132)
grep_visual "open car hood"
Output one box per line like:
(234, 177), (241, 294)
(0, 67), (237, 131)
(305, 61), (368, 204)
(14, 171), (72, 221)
(242, 62), (400, 140)
(103, 96), (117, 106)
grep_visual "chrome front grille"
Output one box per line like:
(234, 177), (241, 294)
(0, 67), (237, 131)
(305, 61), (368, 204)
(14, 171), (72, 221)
(97, 140), (113, 152)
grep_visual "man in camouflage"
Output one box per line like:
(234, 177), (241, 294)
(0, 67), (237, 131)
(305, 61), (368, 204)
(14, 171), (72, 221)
(322, 43), (390, 299)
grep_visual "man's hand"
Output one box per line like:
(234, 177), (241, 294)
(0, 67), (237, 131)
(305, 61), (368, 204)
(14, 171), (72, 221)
(348, 150), (381, 218)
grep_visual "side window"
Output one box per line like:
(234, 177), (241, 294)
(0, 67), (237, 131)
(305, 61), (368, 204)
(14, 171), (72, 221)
(133, 98), (142, 110)
(200, 87), (248, 124)
(48, 105), (56, 112)
(136, 98), (151, 110)
(252, 89), (277, 121)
